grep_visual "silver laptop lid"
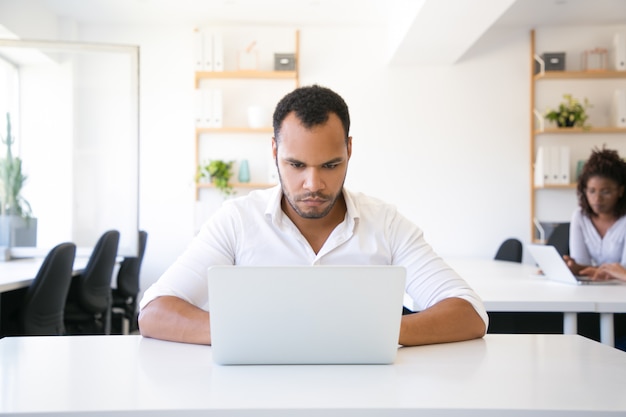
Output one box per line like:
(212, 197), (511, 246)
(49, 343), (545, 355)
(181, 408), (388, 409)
(208, 265), (406, 365)
(526, 244), (619, 285)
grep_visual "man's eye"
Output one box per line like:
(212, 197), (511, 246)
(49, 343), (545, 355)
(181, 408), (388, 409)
(324, 164), (339, 169)
(290, 163), (304, 168)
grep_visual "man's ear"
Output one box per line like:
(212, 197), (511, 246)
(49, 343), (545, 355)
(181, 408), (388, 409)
(272, 137), (277, 160)
(347, 136), (352, 160)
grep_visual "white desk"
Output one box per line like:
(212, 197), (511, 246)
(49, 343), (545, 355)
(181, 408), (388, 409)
(448, 258), (626, 346)
(1, 334), (625, 416)
(0, 257), (90, 293)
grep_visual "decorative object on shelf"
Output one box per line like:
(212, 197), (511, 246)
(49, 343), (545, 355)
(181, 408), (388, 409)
(0, 112), (36, 248)
(544, 94), (591, 128)
(582, 47), (608, 72)
(576, 160), (586, 181)
(274, 53), (296, 71)
(196, 159), (235, 196)
(247, 105), (270, 128)
(238, 41), (259, 71)
(534, 52), (565, 74)
(238, 159), (250, 183)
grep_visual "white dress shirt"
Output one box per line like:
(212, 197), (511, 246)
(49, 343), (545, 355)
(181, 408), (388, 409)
(569, 208), (626, 266)
(140, 186), (488, 327)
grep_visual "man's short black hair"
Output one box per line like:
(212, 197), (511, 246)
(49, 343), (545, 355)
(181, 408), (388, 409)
(273, 85), (350, 144)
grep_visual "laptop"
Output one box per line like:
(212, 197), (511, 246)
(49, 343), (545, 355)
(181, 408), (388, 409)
(207, 265), (406, 365)
(526, 244), (620, 285)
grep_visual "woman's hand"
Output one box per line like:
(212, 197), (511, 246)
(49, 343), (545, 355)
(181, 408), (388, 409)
(563, 255), (586, 275)
(585, 263), (626, 282)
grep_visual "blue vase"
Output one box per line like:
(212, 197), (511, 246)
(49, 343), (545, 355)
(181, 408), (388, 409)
(238, 159), (250, 183)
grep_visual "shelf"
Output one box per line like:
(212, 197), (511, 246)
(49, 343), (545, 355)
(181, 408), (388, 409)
(534, 127), (626, 135)
(195, 70), (297, 87)
(196, 127), (273, 134)
(197, 182), (276, 189)
(534, 183), (576, 190)
(534, 70), (626, 80)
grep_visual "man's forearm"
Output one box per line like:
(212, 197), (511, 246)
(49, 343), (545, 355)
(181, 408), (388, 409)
(398, 297), (486, 346)
(138, 295), (212, 345)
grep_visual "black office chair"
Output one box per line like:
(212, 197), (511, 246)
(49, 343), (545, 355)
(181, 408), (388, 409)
(547, 222), (570, 257)
(64, 230), (120, 335)
(494, 238), (523, 263)
(10, 242), (77, 336)
(111, 230), (147, 335)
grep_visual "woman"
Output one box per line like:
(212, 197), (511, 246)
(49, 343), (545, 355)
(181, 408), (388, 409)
(564, 147), (626, 279)
(564, 147), (626, 350)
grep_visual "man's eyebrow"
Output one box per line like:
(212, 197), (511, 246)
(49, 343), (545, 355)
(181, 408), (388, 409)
(283, 157), (345, 166)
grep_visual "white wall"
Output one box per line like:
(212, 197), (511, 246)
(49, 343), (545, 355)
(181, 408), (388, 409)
(0, 4), (532, 294)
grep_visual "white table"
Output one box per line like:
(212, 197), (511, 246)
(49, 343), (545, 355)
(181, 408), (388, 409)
(1, 334), (625, 416)
(0, 257), (90, 293)
(448, 258), (626, 346)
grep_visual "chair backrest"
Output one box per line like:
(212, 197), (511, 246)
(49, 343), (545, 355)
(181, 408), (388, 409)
(116, 230), (148, 298)
(78, 230), (120, 313)
(20, 242), (77, 335)
(494, 238), (523, 263)
(547, 222), (570, 257)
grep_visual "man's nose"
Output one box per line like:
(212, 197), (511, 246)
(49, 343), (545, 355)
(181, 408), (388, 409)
(303, 168), (323, 191)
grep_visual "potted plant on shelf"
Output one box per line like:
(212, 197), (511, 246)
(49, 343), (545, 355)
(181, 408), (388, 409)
(0, 112), (36, 248)
(544, 94), (592, 129)
(196, 159), (235, 197)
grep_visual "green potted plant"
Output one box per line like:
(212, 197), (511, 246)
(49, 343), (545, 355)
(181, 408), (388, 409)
(0, 112), (36, 247)
(544, 94), (591, 128)
(196, 159), (235, 197)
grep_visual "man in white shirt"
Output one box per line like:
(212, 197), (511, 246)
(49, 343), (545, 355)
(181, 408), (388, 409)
(139, 85), (488, 345)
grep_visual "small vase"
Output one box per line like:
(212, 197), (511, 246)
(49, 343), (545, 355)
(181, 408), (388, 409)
(238, 159), (250, 183)
(557, 119), (576, 128)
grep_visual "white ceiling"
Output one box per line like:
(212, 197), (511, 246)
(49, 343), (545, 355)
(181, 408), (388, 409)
(35, 0), (626, 64)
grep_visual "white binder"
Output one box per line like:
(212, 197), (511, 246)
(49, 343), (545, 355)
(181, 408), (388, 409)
(194, 89), (205, 126)
(193, 29), (203, 71)
(211, 89), (223, 128)
(613, 32), (626, 71)
(213, 32), (224, 72)
(201, 89), (213, 127)
(534, 146), (547, 187)
(202, 30), (214, 71)
(558, 146), (570, 185)
(611, 89), (626, 127)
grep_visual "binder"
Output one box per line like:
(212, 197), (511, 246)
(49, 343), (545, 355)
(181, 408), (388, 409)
(558, 146), (570, 185)
(194, 89), (204, 126)
(534, 146), (546, 187)
(548, 145), (560, 185)
(611, 89), (626, 127)
(211, 89), (223, 128)
(193, 29), (203, 71)
(614, 32), (626, 71)
(213, 32), (224, 72)
(201, 89), (213, 127)
(202, 30), (214, 71)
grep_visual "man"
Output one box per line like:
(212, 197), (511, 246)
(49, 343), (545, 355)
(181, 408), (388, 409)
(139, 85), (487, 345)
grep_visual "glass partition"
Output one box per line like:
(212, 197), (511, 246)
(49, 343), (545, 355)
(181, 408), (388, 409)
(0, 39), (139, 257)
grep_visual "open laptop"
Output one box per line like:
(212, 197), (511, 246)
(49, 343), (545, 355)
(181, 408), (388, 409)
(207, 265), (406, 365)
(526, 244), (620, 285)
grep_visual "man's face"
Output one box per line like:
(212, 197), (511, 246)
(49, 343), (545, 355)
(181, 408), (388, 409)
(272, 112), (352, 219)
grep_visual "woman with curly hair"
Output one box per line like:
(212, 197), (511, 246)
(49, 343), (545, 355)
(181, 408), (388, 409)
(564, 147), (626, 280)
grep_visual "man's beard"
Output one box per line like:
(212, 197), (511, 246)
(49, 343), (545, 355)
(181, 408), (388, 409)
(277, 166), (344, 219)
